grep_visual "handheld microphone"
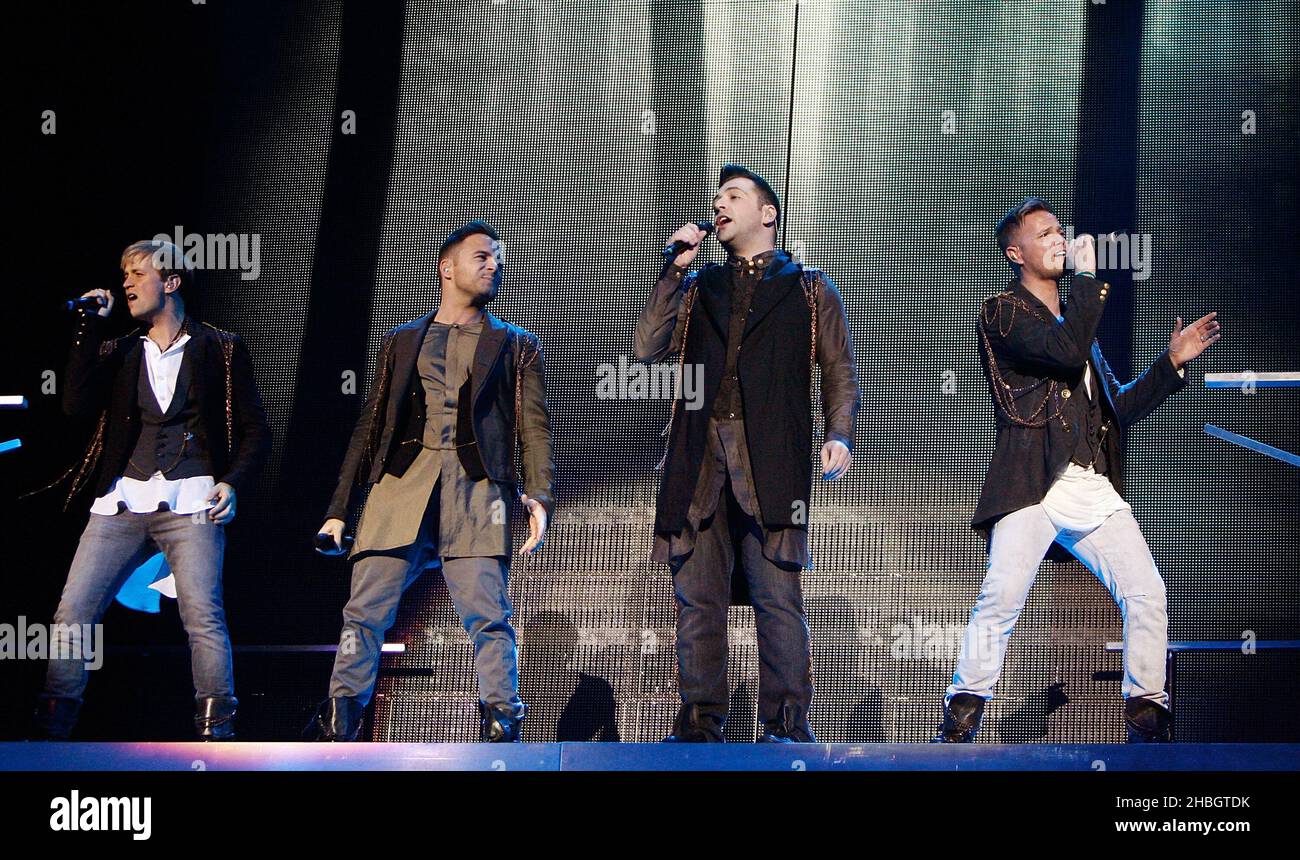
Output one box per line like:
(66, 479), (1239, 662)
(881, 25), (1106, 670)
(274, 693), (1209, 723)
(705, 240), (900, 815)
(663, 221), (715, 259)
(65, 295), (107, 313)
(314, 531), (354, 556)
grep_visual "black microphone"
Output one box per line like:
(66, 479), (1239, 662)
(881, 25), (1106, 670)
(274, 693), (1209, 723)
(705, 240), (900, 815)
(65, 295), (107, 313)
(314, 531), (354, 556)
(663, 221), (715, 259)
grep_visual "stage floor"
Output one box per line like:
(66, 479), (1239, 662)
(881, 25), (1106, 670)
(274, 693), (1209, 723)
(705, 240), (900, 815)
(2, 742), (1296, 772)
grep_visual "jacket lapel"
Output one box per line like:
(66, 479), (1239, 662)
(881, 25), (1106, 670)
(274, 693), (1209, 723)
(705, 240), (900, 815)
(1090, 341), (1116, 413)
(388, 310), (437, 411)
(161, 335), (196, 419)
(120, 338), (145, 413)
(696, 268), (731, 340)
(743, 253), (800, 339)
(471, 313), (508, 405)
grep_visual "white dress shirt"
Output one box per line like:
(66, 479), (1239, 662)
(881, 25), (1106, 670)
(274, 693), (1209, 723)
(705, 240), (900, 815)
(1039, 364), (1128, 532)
(1038, 321), (1186, 532)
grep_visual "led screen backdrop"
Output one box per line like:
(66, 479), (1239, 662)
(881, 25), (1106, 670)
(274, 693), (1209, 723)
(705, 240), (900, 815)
(24, 0), (1289, 742)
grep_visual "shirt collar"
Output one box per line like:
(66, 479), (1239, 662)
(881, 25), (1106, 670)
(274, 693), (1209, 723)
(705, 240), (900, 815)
(139, 318), (193, 358)
(140, 332), (191, 359)
(726, 248), (782, 275)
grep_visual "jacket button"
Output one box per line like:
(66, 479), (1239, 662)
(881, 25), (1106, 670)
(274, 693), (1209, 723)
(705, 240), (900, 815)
(1061, 389), (1071, 399)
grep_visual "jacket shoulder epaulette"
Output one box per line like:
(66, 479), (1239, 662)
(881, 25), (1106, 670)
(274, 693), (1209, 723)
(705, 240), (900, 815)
(200, 321), (238, 343)
(800, 265), (829, 291)
(979, 290), (1024, 324)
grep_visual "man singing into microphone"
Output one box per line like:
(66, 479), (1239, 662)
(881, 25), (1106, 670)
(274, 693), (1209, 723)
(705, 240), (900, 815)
(310, 220), (554, 743)
(934, 198), (1220, 744)
(635, 165), (860, 742)
(33, 239), (270, 740)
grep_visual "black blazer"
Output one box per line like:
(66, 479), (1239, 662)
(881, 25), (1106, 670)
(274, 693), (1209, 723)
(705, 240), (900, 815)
(62, 313), (271, 499)
(325, 310), (555, 523)
(972, 275), (1186, 538)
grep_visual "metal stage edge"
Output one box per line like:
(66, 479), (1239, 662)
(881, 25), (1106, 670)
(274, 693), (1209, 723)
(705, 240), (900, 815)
(1, 742), (1297, 772)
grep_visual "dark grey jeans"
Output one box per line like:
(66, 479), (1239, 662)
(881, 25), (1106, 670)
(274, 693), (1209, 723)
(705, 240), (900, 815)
(671, 482), (813, 726)
(327, 508), (520, 713)
(44, 510), (231, 702)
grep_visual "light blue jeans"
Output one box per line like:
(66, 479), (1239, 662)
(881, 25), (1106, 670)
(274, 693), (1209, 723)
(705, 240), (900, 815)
(44, 510), (231, 702)
(946, 505), (1169, 708)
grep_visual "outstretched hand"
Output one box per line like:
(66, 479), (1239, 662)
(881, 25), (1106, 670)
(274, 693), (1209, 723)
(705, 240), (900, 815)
(1169, 312), (1221, 369)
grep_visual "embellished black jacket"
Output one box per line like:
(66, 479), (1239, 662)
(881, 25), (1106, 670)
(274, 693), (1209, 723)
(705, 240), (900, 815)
(60, 313), (271, 504)
(636, 250), (860, 535)
(325, 310), (555, 523)
(972, 274), (1186, 535)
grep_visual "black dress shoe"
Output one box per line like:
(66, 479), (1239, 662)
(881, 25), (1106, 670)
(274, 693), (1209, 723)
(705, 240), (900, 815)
(1124, 697), (1173, 743)
(30, 696), (81, 740)
(303, 697), (364, 742)
(195, 696), (238, 741)
(758, 697), (815, 743)
(930, 693), (985, 743)
(662, 703), (724, 743)
(480, 702), (526, 743)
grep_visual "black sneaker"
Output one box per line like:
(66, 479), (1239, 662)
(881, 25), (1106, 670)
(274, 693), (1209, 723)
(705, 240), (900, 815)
(480, 701), (527, 743)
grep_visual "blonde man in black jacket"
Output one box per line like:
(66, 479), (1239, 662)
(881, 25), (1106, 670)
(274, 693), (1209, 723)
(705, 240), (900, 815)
(35, 239), (270, 741)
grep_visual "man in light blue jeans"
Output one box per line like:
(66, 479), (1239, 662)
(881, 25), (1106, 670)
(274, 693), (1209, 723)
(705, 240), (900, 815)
(937, 198), (1220, 743)
(33, 239), (270, 741)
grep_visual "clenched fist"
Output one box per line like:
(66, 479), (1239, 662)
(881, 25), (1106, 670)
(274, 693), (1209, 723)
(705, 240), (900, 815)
(80, 289), (114, 318)
(665, 222), (710, 268)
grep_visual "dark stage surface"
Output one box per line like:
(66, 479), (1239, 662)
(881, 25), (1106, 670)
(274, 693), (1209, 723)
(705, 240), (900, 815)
(2, 0), (1297, 754)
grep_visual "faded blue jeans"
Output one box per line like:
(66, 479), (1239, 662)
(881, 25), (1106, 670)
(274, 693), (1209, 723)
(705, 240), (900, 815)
(44, 510), (232, 702)
(946, 505), (1170, 708)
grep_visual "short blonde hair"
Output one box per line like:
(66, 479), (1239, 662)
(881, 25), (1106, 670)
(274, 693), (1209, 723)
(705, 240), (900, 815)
(120, 240), (192, 290)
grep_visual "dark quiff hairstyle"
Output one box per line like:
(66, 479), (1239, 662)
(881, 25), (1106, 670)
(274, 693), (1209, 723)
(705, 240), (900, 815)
(719, 164), (780, 228)
(438, 220), (500, 263)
